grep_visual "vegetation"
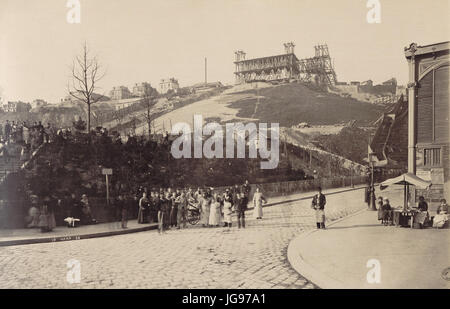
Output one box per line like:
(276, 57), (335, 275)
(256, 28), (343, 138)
(229, 83), (384, 127)
(313, 126), (373, 164)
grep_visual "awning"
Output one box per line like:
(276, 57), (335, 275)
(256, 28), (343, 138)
(380, 172), (432, 190)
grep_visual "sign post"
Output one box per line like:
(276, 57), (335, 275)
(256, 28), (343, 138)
(102, 168), (113, 207)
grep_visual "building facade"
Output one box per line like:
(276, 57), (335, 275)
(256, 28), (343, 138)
(159, 78), (179, 94)
(132, 82), (153, 97)
(110, 86), (132, 100)
(405, 41), (450, 202)
(30, 99), (48, 109)
(2, 101), (31, 113)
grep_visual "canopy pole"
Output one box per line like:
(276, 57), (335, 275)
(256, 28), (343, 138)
(403, 183), (407, 210)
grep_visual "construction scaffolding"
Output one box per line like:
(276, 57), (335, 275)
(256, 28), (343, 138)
(297, 44), (337, 86)
(234, 43), (338, 87)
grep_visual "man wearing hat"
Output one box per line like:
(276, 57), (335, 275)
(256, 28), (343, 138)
(311, 187), (326, 229)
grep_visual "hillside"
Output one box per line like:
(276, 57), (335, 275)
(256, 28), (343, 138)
(145, 82), (384, 136)
(228, 82), (384, 127)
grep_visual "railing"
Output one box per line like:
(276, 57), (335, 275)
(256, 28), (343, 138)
(0, 175), (367, 229)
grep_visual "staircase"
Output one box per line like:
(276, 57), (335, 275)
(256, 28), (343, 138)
(0, 143), (45, 186)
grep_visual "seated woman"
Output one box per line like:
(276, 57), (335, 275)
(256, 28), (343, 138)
(432, 199), (449, 229)
(381, 198), (392, 225)
(415, 196), (429, 229)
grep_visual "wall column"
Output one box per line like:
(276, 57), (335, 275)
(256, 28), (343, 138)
(407, 55), (417, 174)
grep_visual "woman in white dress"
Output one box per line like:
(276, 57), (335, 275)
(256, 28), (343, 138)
(223, 188), (233, 228)
(253, 187), (266, 219)
(209, 193), (222, 227)
(199, 192), (210, 227)
(433, 199), (449, 228)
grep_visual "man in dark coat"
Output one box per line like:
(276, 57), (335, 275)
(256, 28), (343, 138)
(69, 193), (82, 221)
(241, 180), (251, 210)
(4, 120), (11, 143)
(116, 194), (130, 229)
(236, 193), (247, 229)
(311, 187), (326, 229)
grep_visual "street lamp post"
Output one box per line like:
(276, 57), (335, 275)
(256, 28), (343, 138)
(369, 160), (377, 211)
(350, 163), (354, 188)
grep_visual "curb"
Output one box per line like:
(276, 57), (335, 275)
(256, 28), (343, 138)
(0, 186), (365, 247)
(251, 185), (365, 211)
(287, 208), (368, 289)
(0, 223), (158, 247)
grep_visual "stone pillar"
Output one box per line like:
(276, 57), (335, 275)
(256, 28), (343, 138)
(406, 48), (417, 175)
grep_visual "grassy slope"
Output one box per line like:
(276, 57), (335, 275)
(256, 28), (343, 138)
(228, 83), (384, 127)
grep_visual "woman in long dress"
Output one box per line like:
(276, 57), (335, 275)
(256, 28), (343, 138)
(38, 197), (56, 232)
(209, 193), (222, 227)
(223, 189), (233, 228)
(199, 192), (210, 227)
(80, 194), (95, 224)
(377, 196), (384, 222)
(415, 196), (429, 228)
(138, 192), (149, 224)
(252, 187), (266, 219)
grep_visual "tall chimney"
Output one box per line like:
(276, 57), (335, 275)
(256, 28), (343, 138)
(205, 57), (207, 85)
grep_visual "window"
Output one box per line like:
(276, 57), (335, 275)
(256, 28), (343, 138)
(423, 148), (441, 167)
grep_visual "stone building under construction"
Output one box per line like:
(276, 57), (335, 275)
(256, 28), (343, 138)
(234, 42), (337, 86)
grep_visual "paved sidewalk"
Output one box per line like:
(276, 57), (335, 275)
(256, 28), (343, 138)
(288, 208), (450, 289)
(0, 185), (365, 246)
(0, 220), (158, 246)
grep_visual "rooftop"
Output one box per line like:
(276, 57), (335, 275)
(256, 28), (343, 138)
(404, 41), (450, 58)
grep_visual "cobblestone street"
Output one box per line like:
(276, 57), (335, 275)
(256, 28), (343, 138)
(0, 189), (364, 289)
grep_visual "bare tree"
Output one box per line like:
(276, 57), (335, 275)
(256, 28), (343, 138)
(112, 109), (125, 128)
(91, 109), (103, 128)
(68, 42), (106, 133)
(142, 86), (158, 137)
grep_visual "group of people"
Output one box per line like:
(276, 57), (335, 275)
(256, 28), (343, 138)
(377, 195), (449, 229)
(0, 120), (54, 163)
(25, 193), (97, 232)
(23, 179), (270, 234)
(134, 180), (267, 234)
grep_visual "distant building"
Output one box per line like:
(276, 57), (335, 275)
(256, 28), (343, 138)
(132, 82), (153, 97)
(382, 78), (397, 86)
(2, 101), (31, 113)
(112, 97), (142, 111)
(190, 81), (223, 93)
(62, 93), (109, 104)
(159, 78), (179, 94)
(110, 86), (132, 100)
(350, 81), (361, 86)
(396, 85), (407, 96)
(30, 99), (48, 109)
(361, 80), (373, 87)
(405, 41), (450, 202)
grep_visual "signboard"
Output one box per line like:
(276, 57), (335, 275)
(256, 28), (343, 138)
(102, 168), (113, 175)
(416, 170), (431, 181)
(431, 168), (444, 184)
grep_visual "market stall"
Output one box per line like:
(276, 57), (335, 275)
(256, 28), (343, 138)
(380, 173), (431, 228)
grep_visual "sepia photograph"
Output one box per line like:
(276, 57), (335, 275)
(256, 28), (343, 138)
(0, 0), (448, 295)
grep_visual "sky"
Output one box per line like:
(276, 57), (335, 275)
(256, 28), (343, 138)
(0, 0), (449, 103)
